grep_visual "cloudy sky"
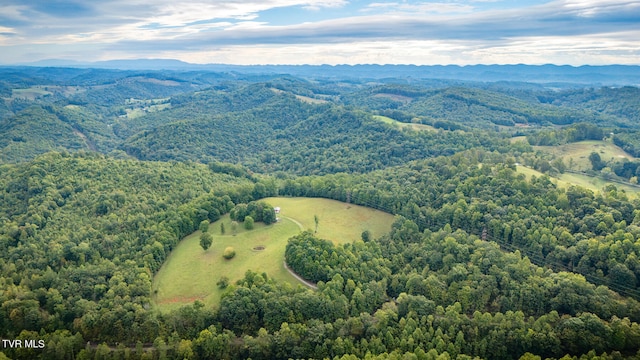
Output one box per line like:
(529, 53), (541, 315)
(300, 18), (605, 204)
(1, 0), (639, 65)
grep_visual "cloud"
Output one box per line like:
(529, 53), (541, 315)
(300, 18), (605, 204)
(302, 0), (349, 10)
(362, 1), (475, 14)
(1, 0), (639, 65)
(154, 35), (640, 66)
(101, 0), (639, 49)
(0, 0), (350, 40)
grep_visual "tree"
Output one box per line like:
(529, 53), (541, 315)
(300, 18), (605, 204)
(314, 215), (319, 233)
(220, 222), (226, 235)
(231, 221), (238, 235)
(589, 152), (605, 171)
(244, 216), (254, 230)
(552, 158), (566, 173)
(361, 230), (371, 242)
(200, 232), (213, 251)
(217, 276), (230, 289)
(177, 339), (194, 360)
(262, 206), (276, 225)
(199, 220), (209, 233)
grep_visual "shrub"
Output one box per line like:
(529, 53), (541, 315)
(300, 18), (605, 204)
(223, 247), (236, 259)
(217, 276), (230, 289)
(244, 216), (254, 230)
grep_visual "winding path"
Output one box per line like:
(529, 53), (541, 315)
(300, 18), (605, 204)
(283, 261), (318, 290)
(281, 215), (304, 231)
(280, 215), (318, 290)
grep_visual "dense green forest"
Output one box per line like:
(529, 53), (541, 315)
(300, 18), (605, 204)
(2, 66), (640, 359)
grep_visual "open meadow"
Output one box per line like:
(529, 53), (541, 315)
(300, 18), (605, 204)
(372, 115), (436, 131)
(516, 165), (640, 198)
(534, 140), (634, 171)
(152, 197), (395, 311)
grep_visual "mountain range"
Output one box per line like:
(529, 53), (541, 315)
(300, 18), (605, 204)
(10, 59), (640, 85)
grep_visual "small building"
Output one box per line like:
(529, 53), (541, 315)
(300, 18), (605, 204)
(274, 207), (281, 214)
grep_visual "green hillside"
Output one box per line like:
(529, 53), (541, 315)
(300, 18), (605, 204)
(119, 90), (502, 174)
(3, 66), (640, 360)
(153, 197), (394, 311)
(0, 106), (87, 162)
(535, 140), (635, 172)
(402, 87), (591, 127)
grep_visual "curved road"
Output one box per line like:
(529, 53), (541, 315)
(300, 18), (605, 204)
(281, 215), (304, 231)
(280, 215), (318, 290)
(283, 261), (318, 290)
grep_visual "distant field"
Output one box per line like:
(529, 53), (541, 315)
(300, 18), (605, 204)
(510, 136), (528, 144)
(372, 115), (436, 132)
(124, 99), (171, 119)
(515, 165), (572, 189)
(10, 87), (52, 100)
(294, 94), (328, 104)
(535, 140), (634, 171)
(269, 87), (328, 104)
(373, 93), (413, 102)
(516, 165), (640, 197)
(6, 86), (85, 101)
(558, 172), (640, 197)
(153, 197), (394, 311)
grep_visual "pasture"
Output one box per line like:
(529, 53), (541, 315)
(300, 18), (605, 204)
(534, 140), (634, 172)
(269, 87), (329, 104)
(510, 136), (528, 144)
(515, 165), (640, 198)
(152, 197), (394, 311)
(372, 115), (436, 132)
(10, 87), (52, 100)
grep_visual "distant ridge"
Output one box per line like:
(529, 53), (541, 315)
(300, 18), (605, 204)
(7, 59), (640, 85)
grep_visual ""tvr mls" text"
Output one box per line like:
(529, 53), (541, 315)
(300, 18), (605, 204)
(2, 339), (45, 349)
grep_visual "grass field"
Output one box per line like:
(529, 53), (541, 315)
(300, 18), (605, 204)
(263, 196), (394, 243)
(124, 98), (171, 119)
(10, 87), (52, 100)
(373, 93), (413, 102)
(294, 94), (328, 104)
(372, 115), (436, 132)
(516, 165), (640, 197)
(515, 165), (572, 188)
(153, 197), (394, 311)
(534, 140), (635, 172)
(269, 87), (329, 104)
(558, 172), (640, 197)
(510, 136), (528, 144)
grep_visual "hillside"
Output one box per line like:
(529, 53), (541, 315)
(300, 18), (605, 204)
(2, 66), (640, 359)
(345, 86), (598, 128)
(118, 84), (505, 174)
(534, 140), (635, 172)
(0, 106), (88, 162)
(153, 197), (394, 311)
(2, 68), (640, 167)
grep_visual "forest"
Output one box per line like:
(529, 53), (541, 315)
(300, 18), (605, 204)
(1, 66), (640, 359)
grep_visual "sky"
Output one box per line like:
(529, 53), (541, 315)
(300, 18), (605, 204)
(0, 0), (639, 65)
